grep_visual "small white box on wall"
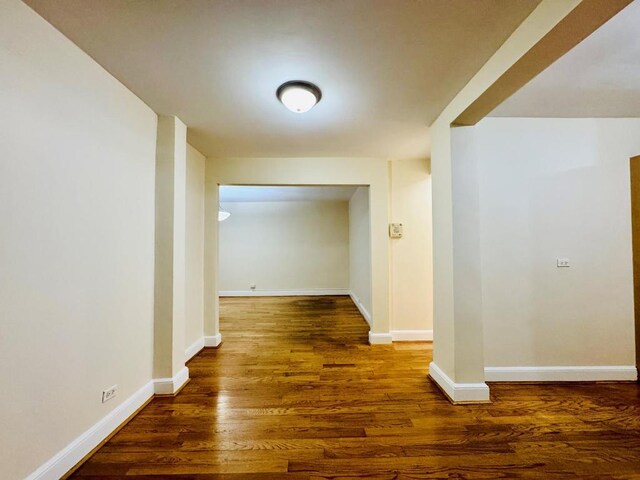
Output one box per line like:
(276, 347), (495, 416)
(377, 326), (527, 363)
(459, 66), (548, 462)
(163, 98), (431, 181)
(389, 223), (403, 238)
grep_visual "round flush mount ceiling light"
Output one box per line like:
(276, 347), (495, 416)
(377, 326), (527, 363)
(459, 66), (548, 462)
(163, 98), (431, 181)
(218, 200), (231, 221)
(276, 81), (322, 113)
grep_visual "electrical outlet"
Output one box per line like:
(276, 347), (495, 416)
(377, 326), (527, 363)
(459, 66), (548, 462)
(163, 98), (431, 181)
(102, 385), (117, 403)
(250, 283), (256, 290)
(557, 258), (570, 268)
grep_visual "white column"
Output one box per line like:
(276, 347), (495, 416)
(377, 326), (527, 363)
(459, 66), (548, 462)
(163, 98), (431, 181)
(153, 115), (189, 394)
(429, 122), (489, 403)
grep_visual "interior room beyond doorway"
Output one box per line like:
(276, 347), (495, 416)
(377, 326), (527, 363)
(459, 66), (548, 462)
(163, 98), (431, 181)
(218, 185), (373, 328)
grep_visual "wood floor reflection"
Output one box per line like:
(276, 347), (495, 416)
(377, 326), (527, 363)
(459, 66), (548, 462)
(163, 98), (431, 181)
(72, 295), (640, 479)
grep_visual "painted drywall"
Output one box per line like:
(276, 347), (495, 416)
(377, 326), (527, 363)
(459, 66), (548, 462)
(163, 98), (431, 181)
(219, 201), (349, 293)
(473, 118), (639, 368)
(349, 187), (372, 322)
(205, 157), (391, 339)
(185, 144), (206, 354)
(0, 1), (157, 478)
(389, 159), (433, 332)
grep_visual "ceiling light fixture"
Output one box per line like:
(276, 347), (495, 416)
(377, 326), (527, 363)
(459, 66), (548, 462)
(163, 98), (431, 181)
(276, 81), (322, 113)
(218, 200), (231, 222)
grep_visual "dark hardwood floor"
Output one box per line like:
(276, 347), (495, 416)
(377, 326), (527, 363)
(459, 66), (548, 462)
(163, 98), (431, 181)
(72, 295), (640, 479)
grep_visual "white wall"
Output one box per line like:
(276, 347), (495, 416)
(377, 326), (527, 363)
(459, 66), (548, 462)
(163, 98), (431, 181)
(185, 144), (205, 354)
(219, 201), (349, 293)
(474, 118), (640, 368)
(0, 1), (158, 479)
(390, 159), (433, 334)
(349, 187), (372, 323)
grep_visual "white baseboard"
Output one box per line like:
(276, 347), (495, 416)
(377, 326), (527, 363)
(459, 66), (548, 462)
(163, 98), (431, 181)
(368, 331), (393, 345)
(391, 330), (433, 341)
(220, 289), (349, 297)
(485, 365), (638, 382)
(185, 337), (205, 362)
(26, 381), (155, 480)
(429, 362), (490, 403)
(349, 292), (372, 326)
(153, 366), (189, 395)
(204, 333), (222, 347)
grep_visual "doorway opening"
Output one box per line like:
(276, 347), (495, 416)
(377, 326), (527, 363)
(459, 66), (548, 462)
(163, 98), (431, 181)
(216, 184), (373, 340)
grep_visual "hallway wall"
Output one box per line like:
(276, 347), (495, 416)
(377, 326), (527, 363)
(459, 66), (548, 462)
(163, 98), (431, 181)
(390, 158), (433, 336)
(0, 1), (158, 478)
(473, 118), (640, 371)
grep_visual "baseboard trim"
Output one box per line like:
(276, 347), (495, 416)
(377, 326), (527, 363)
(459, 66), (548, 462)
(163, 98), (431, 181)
(485, 365), (638, 382)
(429, 362), (490, 404)
(185, 337), (205, 362)
(204, 333), (223, 347)
(368, 331), (393, 345)
(26, 381), (155, 480)
(220, 289), (350, 297)
(153, 366), (189, 395)
(391, 330), (433, 342)
(349, 292), (372, 326)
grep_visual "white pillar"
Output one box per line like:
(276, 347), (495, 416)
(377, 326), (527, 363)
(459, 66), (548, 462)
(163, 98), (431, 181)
(153, 115), (189, 394)
(429, 122), (489, 403)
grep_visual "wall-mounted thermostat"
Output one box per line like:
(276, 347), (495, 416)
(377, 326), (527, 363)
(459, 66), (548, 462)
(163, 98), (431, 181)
(389, 223), (403, 238)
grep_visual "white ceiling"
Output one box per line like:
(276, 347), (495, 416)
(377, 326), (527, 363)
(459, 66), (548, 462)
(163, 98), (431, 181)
(25, 0), (540, 158)
(220, 185), (358, 203)
(491, 1), (640, 118)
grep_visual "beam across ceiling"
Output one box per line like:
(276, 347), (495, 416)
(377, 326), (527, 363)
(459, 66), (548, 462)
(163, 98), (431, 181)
(453, 0), (633, 126)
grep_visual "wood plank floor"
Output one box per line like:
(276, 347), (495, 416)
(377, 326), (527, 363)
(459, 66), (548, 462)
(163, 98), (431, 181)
(72, 296), (640, 479)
